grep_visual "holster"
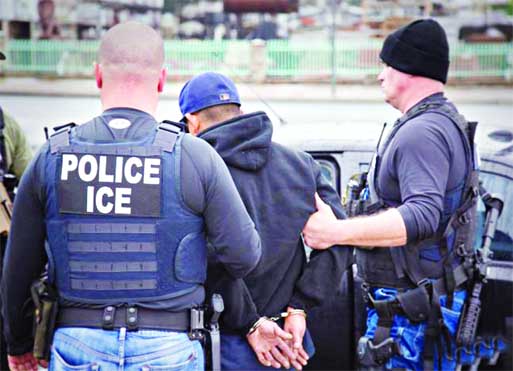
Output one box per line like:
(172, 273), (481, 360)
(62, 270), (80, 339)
(205, 294), (224, 371)
(357, 336), (399, 368)
(189, 294), (224, 371)
(31, 279), (58, 361)
(396, 285), (431, 323)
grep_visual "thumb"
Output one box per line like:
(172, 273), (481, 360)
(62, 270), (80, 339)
(314, 193), (329, 211)
(273, 324), (293, 340)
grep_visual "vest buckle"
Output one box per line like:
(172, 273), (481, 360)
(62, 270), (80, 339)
(126, 306), (138, 331)
(102, 306), (115, 330)
(458, 213), (470, 225)
(416, 278), (431, 288)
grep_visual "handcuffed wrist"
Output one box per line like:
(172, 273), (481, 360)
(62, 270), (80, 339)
(286, 308), (307, 318)
(247, 309), (307, 336)
(247, 316), (269, 336)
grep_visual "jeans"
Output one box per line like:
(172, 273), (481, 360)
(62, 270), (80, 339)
(220, 329), (315, 370)
(49, 327), (204, 371)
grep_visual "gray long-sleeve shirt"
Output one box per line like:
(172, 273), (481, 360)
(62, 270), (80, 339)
(1, 107), (261, 355)
(377, 94), (468, 243)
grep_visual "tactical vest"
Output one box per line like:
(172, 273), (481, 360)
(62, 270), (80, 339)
(356, 100), (479, 290)
(43, 123), (207, 304)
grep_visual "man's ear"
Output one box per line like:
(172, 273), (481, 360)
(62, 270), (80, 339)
(158, 68), (167, 93)
(186, 113), (200, 136)
(94, 63), (102, 89)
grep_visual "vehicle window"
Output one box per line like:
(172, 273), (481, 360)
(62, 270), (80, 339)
(314, 157), (341, 195)
(339, 151), (374, 197)
(476, 169), (513, 262)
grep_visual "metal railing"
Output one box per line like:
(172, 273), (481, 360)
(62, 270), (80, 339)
(2, 39), (512, 82)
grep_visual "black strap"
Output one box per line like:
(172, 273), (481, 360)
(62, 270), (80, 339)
(161, 120), (188, 133)
(366, 264), (470, 324)
(0, 107), (7, 173)
(57, 306), (190, 331)
(52, 122), (77, 133)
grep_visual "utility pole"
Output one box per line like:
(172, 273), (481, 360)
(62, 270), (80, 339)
(330, 0), (338, 98)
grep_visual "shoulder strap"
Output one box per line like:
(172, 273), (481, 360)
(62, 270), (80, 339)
(153, 122), (181, 153)
(49, 123), (77, 154)
(378, 102), (444, 157)
(49, 128), (71, 154)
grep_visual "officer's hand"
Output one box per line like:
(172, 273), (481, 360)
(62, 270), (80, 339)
(7, 353), (39, 371)
(302, 193), (339, 249)
(247, 318), (296, 369)
(284, 308), (309, 370)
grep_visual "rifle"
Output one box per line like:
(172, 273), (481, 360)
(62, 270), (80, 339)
(456, 190), (504, 347)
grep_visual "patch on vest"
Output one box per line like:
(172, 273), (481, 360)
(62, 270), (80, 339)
(58, 152), (161, 217)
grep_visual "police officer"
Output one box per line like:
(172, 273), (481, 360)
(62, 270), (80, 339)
(0, 53), (33, 190)
(303, 19), (479, 370)
(179, 72), (352, 370)
(0, 49), (34, 371)
(1, 22), (261, 371)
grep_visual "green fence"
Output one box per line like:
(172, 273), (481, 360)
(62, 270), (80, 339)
(3, 39), (513, 82)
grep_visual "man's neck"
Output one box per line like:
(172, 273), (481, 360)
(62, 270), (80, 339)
(101, 86), (158, 116)
(102, 101), (155, 116)
(400, 79), (444, 114)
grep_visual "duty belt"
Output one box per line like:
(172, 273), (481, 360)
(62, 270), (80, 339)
(359, 265), (471, 367)
(57, 306), (190, 332)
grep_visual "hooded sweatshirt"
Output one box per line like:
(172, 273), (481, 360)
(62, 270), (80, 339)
(200, 111), (353, 334)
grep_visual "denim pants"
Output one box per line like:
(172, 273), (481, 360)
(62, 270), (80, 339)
(364, 288), (467, 371)
(220, 329), (315, 370)
(49, 327), (204, 371)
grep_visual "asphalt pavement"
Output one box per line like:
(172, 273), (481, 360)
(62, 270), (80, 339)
(0, 77), (512, 104)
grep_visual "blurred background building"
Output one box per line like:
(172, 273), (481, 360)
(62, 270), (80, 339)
(0, 1), (511, 41)
(0, 1), (512, 83)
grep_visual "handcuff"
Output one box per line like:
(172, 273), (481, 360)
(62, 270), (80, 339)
(247, 309), (307, 335)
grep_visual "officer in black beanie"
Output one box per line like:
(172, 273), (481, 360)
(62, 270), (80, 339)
(379, 18), (449, 83)
(303, 19), (480, 370)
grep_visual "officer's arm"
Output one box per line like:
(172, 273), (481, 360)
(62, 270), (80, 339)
(3, 113), (33, 178)
(303, 120), (449, 249)
(181, 136), (261, 278)
(304, 206), (407, 248)
(1, 149), (47, 355)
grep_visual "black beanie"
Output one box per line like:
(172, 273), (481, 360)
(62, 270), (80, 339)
(379, 19), (449, 83)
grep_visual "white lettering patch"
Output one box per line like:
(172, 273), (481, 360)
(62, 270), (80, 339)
(59, 153), (162, 217)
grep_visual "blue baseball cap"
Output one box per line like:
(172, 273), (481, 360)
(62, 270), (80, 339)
(179, 72), (241, 117)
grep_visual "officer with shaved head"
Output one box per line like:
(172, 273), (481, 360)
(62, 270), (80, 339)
(1, 22), (261, 371)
